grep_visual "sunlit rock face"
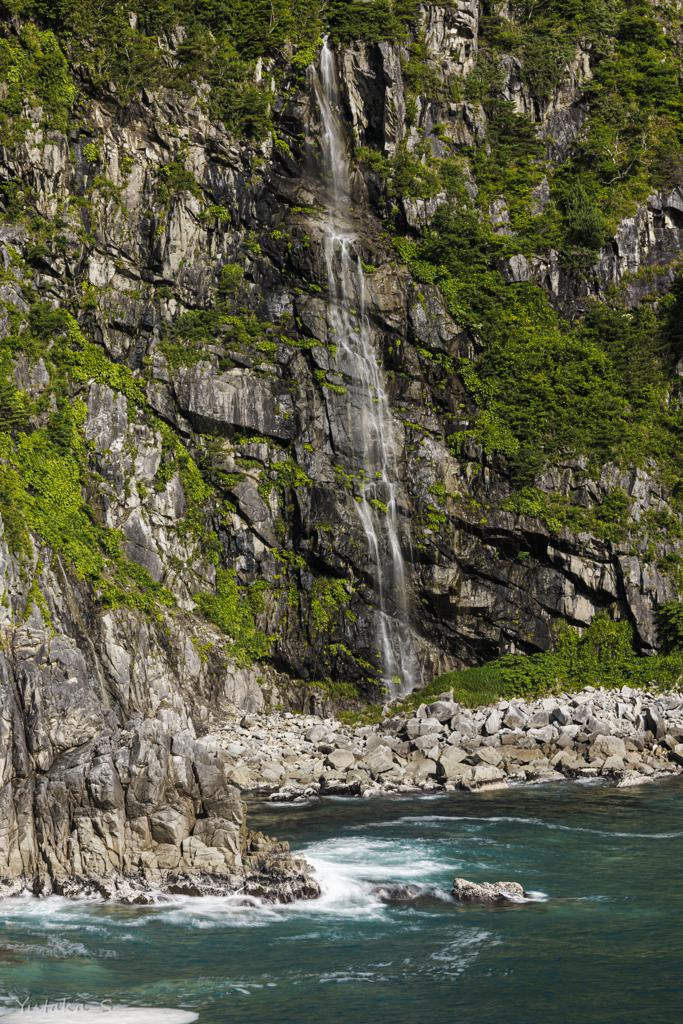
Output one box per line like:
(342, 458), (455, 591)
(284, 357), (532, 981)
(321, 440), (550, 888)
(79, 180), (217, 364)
(0, 1), (682, 891)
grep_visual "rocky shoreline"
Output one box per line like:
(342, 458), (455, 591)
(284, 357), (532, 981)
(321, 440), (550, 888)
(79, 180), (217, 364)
(0, 839), (320, 906)
(201, 686), (683, 801)
(3, 664), (681, 906)
(0, 633), (321, 907)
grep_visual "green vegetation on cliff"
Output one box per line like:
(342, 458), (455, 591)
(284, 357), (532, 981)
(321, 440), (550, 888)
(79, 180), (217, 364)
(1, 0), (683, 694)
(395, 215), (683, 489)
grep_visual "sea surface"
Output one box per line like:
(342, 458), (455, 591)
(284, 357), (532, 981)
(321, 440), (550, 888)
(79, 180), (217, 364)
(0, 779), (681, 1023)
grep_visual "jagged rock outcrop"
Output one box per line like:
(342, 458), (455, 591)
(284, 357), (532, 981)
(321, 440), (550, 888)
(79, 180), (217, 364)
(0, 515), (318, 902)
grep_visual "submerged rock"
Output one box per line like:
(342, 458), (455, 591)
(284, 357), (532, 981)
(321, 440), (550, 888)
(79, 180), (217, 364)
(371, 883), (422, 902)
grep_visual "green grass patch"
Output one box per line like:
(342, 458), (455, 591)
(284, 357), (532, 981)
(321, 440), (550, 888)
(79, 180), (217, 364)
(429, 615), (683, 707)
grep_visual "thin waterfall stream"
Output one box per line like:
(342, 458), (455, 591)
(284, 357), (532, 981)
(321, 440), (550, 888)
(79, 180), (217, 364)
(308, 41), (417, 694)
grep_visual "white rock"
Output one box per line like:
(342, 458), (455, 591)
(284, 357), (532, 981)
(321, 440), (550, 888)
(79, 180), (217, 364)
(485, 709), (501, 734)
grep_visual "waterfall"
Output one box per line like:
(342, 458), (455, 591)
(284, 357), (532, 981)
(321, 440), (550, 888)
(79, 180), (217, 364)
(308, 40), (417, 695)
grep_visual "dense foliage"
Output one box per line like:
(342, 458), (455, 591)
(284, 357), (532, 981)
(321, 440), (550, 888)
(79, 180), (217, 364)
(468, 0), (683, 237)
(0, 0), (423, 141)
(413, 613), (683, 708)
(394, 206), (683, 489)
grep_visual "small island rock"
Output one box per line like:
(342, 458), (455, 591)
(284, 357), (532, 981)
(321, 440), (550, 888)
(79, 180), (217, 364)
(452, 878), (528, 902)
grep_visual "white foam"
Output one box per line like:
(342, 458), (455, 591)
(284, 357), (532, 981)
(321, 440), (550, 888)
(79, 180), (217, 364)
(0, 1007), (197, 1023)
(385, 813), (683, 839)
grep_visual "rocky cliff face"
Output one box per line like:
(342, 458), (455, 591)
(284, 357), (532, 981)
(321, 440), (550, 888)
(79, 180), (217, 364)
(0, 524), (318, 901)
(0, 0), (682, 892)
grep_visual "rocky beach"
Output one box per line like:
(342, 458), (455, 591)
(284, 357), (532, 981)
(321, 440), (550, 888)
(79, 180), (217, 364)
(212, 686), (683, 800)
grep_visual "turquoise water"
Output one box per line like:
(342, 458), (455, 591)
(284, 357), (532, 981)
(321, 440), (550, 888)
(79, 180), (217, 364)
(0, 779), (681, 1023)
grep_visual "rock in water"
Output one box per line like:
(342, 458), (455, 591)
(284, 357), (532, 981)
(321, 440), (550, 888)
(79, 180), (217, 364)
(0, 634), (320, 904)
(452, 878), (528, 902)
(371, 883), (421, 902)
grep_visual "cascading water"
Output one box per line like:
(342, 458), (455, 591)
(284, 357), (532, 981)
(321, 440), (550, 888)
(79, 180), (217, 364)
(308, 40), (418, 694)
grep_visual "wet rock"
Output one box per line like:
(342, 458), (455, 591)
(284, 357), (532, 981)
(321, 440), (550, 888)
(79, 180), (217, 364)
(371, 883), (421, 902)
(319, 777), (361, 796)
(616, 771), (654, 788)
(452, 878), (528, 902)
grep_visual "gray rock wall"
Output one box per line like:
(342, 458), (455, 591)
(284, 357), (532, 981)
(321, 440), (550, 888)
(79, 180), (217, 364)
(0, 10), (681, 732)
(0, 515), (317, 900)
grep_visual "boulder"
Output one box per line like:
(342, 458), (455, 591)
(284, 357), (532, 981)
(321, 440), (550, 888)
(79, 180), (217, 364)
(405, 718), (422, 739)
(404, 758), (437, 783)
(319, 777), (361, 796)
(501, 729), (525, 745)
(366, 733), (399, 751)
(225, 766), (257, 789)
(551, 749), (576, 768)
(668, 743), (683, 767)
(440, 745), (468, 764)
(616, 771), (654, 788)
(419, 719), (443, 736)
(467, 746), (503, 767)
(459, 764), (507, 790)
(586, 715), (611, 736)
(551, 705), (572, 726)
(525, 769), (566, 783)
(426, 700), (460, 722)
(503, 706), (528, 730)
(325, 748), (356, 771)
(527, 725), (556, 744)
(452, 877), (527, 902)
(527, 710), (549, 729)
(503, 747), (542, 763)
(645, 706), (667, 740)
(588, 735), (626, 761)
(412, 734), (440, 752)
(305, 725), (329, 743)
(358, 747), (395, 777)
(451, 714), (477, 737)
(484, 709), (502, 735)
(436, 747), (469, 778)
